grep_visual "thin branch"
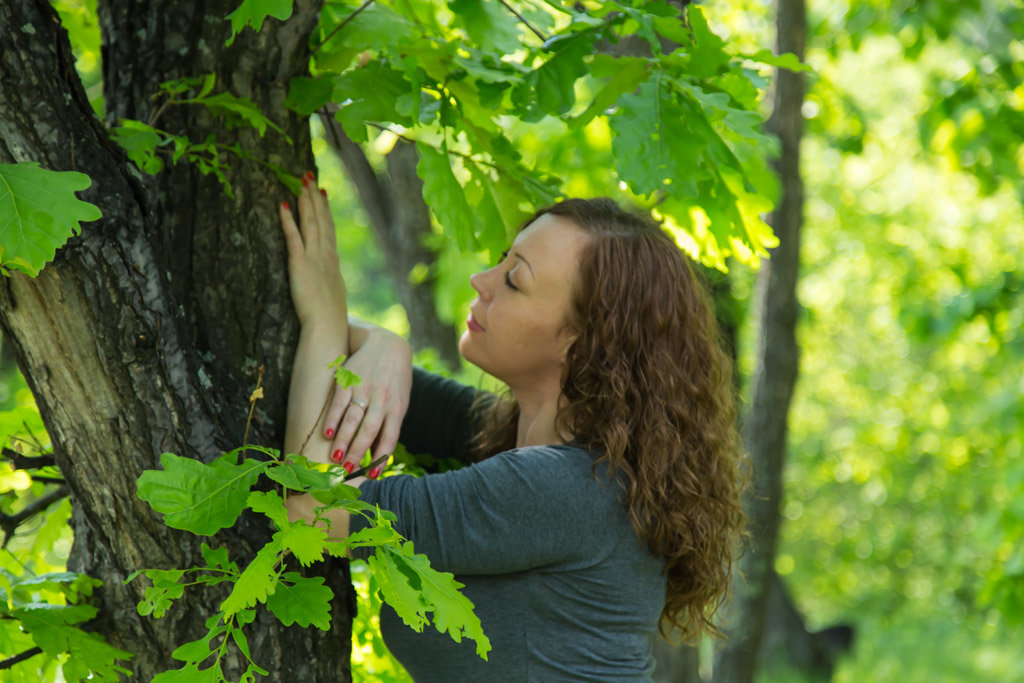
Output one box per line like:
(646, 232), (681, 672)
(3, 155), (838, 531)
(309, 0), (376, 59)
(242, 365), (265, 447)
(0, 447), (55, 470)
(0, 647), (42, 670)
(147, 94), (175, 128)
(0, 486), (70, 547)
(498, 0), (548, 43)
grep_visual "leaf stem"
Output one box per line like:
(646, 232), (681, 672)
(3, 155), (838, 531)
(309, 0), (376, 59)
(498, 0), (547, 43)
(242, 365), (264, 447)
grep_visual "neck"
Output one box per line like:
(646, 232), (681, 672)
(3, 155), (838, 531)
(509, 378), (567, 448)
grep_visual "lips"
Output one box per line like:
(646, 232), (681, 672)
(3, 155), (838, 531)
(467, 311), (485, 332)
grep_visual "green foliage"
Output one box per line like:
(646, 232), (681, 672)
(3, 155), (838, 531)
(131, 446), (490, 681)
(327, 355), (362, 390)
(225, 0), (294, 46)
(109, 74), (299, 197)
(286, 0), (796, 267)
(136, 451), (265, 536)
(755, 16), (1024, 679)
(0, 569), (132, 681)
(368, 539), (489, 658)
(0, 162), (101, 276)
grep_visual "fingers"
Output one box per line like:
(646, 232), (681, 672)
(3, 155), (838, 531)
(373, 413), (401, 463)
(323, 381), (350, 439)
(347, 401), (386, 470)
(279, 201), (303, 260)
(331, 397), (375, 471)
(309, 178), (335, 247)
(297, 179), (319, 249)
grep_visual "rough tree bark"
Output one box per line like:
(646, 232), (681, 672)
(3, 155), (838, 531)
(712, 0), (806, 680)
(0, 1), (354, 680)
(321, 116), (462, 369)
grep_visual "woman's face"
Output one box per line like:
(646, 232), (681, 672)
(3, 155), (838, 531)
(459, 213), (590, 392)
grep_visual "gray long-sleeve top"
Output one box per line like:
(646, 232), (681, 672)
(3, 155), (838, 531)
(350, 369), (666, 682)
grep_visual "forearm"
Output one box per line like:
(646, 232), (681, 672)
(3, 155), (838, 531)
(285, 483), (364, 539)
(284, 320), (349, 463)
(347, 315), (375, 353)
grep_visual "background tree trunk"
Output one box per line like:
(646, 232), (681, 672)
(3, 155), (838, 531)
(0, 1), (353, 679)
(321, 115), (462, 369)
(712, 0), (806, 680)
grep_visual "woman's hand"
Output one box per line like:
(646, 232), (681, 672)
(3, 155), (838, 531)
(323, 322), (412, 475)
(279, 172), (345, 327)
(280, 171), (349, 463)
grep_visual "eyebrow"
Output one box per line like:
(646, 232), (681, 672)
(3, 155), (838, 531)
(513, 251), (535, 279)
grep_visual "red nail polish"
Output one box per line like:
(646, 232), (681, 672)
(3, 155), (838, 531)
(368, 467), (380, 479)
(301, 176), (309, 187)
(304, 170), (316, 182)
(319, 188), (327, 197)
(325, 427), (334, 439)
(343, 461), (355, 473)
(331, 449), (343, 463)
(282, 201), (290, 211)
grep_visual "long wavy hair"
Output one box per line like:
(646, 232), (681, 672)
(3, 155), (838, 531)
(473, 198), (744, 641)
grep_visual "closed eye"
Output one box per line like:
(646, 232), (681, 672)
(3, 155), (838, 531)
(504, 271), (519, 291)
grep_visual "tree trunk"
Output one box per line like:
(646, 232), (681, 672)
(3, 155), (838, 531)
(758, 572), (855, 679)
(321, 116), (462, 369)
(0, 1), (353, 679)
(712, 0), (806, 680)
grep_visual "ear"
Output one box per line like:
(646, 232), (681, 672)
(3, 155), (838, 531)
(557, 331), (578, 364)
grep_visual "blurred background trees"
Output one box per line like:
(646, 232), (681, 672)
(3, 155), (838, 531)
(2, 0), (1022, 681)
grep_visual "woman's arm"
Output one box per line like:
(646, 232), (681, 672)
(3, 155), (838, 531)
(279, 174), (348, 464)
(321, 316), (412, 472)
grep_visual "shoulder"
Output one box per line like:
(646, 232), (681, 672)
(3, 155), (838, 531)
(470, 444), (620, 506)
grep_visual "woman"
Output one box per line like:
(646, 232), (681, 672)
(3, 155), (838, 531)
(281, 174), (744, 681)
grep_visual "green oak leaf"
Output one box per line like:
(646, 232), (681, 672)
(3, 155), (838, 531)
(0, 162), (101, 276)
(448, 0), (521, 54)
(198, 92), (287, 139)
(327, 355), (362, 390)
(512, 27), (598, 120)
(569, 56), (650, 130)
(136, 451), (266, 536)
(370, 542), (491, 659)
(738, 49), (813, 73)
(225, 0), (293, 46)
(220, 537), (283, 614)
(416, 143), (477, 250)
(200, 543), (238, 575)
(367, 546), (429, 632)
(285, 76), (334, 116)
(247, 489), (289, 528)
(265, 459), (335, 490)
(279, 522), (329, 566)
(151, 662), (221, 683)
(14, 603), (132, 681)
(170, 628), (218, 663)
(266, 572), (333, 630)
(109, 119), (165, 174)
(684, 5), (730, 78)
(609, 76), (706, 196)
(139, 569), (186, 617)
(333, 61), (415, 142)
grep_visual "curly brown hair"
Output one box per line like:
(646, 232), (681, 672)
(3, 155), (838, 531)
(473, 198), (744, 641)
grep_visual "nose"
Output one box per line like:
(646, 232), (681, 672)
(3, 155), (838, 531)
(470, 266), (497, 302)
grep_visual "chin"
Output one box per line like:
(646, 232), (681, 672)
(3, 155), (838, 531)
(457, 332), (477, 364)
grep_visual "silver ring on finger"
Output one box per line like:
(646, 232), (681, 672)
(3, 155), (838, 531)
(350, 398), (368, 410)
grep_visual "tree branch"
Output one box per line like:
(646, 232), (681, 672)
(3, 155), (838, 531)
(0, 486), (70, 547)
(0, 647), (42, 670)
(1, 447), (55, 470)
